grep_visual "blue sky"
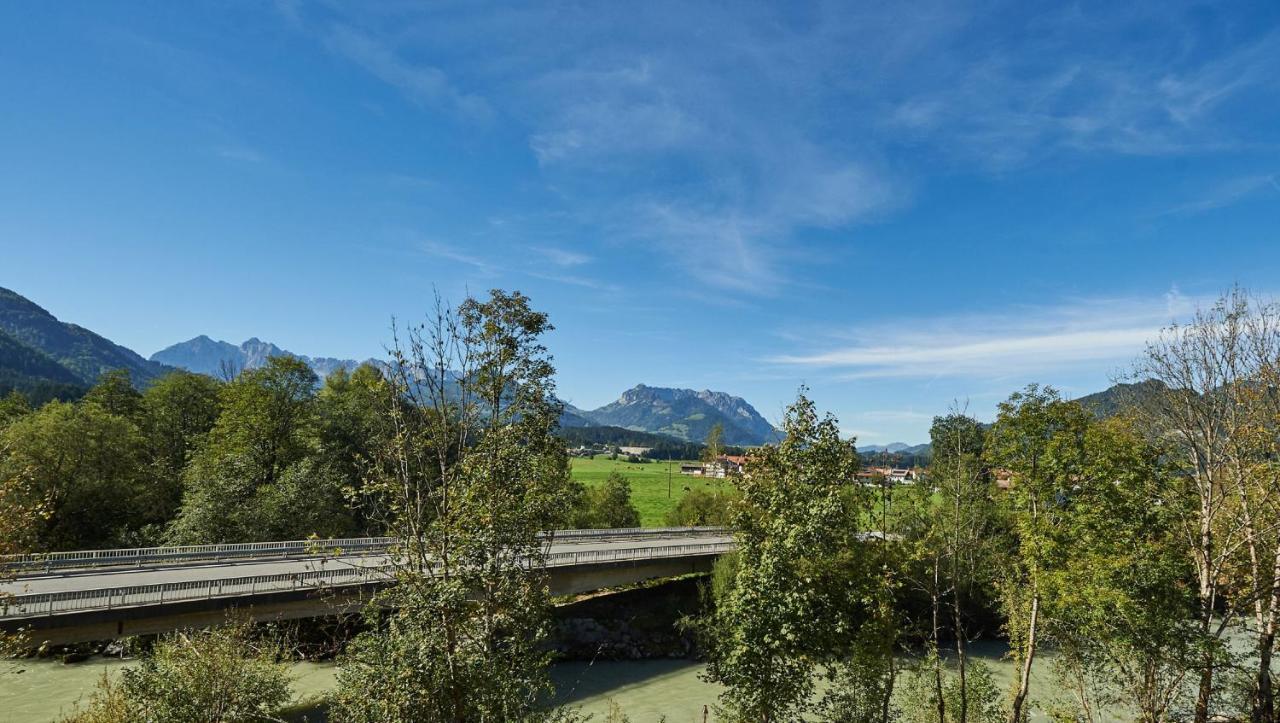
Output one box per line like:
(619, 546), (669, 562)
(3, 2), (1279, 444)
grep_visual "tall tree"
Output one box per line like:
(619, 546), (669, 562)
(315, 364), (393, 533)
(568, 471), (642, 529)
(332, 289), (576, 722)
(140, 371), (222, 531)
(921, 410), (1003, 723)
(703, 422), (725, 462)
(82, 368), (143, 419)
(0, 390), (32, 427)
(0, 400), (146, 550)
(169, 356), (333, 543)
(1132, 288), (1280, 723)
(1043, 416), (1198, 723)
(701, 390), (863, 722)
(985, 385), (1090, 723)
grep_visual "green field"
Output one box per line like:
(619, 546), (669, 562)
(569, 455), (730, 527)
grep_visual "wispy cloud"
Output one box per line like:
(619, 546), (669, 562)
(532, 247), (592, 267)
(769, 291), (1203, 380)
(324, 26), (491, 121)
(215, 145), (265, 163)
(1157, 174), (1280, 216)
(282, 3), (1280, 297)
(420, 240), (497, 275)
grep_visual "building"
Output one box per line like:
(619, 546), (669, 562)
(680, 455), (746, 478)
(856, 466), (920, 485)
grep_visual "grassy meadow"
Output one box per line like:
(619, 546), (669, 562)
(569, 455), (732, 527)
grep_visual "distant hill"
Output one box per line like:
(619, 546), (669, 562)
(859, 442), (927, 454)
(152, 335), (376, 379)
(1075, 380), (1167, 418)
(559, 403), (596, 428)
(569, 384), (780, 446)
(0, 327), (88, 402)
(0, 287), (171, 387)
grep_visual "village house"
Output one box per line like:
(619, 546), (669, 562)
(680, 454), (747, 478)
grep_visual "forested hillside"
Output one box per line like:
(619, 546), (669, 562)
(0, 287), (171, 386)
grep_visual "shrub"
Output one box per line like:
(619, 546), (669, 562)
(62, 624), (292, 723)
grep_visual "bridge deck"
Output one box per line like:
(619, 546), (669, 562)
(1, 531), (733, 622)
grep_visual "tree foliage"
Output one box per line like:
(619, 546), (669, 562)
(568, 470), (643, 529)
(701, 389), (869, 722)
(61, 623), (292, 723)
(331, 289), (578, 723)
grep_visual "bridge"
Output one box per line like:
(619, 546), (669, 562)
(1, 528), (733, 646)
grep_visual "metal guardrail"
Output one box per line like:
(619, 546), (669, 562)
(0, 541), (734, 619)
(2, 527), (728, 574)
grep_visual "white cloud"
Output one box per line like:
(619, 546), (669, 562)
(420, 240), (495, 274)
(324, 26), (491, 121)
(286, 3), (1279, 296)
(769, 291), (1204, 380)
(1157, 174), (1280, 216)
(533, 247), (592, 267)
(215, 145), (264, 163)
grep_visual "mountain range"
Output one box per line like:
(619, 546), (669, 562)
(151, 337), (781, 444)
(0, 286), (1155, 450)
(150, 336), (374, 379)
(562, 384), (782, 446)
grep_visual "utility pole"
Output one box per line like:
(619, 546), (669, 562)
(667, 458), (672, 499)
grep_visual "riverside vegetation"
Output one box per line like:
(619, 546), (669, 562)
(4, 287), (1280, 722)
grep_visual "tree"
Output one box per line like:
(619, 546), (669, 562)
(332, 289), (577, 722)
(0, 412), (46, 661)
(314, 364), (393, 533)
(702, 422), (725, 463)
(0, 390), (31, 427)
(1131, 288), (1280, 723)
(701, 390), (864, 722)
(61, 623), (292, 723)
(169, 356), (336, 543)
(665, 487), (738, 527)
(985, 385), (1090, 723)
(568, 471), (642, 529)
(140, 371), (222, 532)
(1042, 416), (1199, 723)
(82, 369), (143, 420)
(0, 400), (146, 550)
(905, 409), (1003, 723)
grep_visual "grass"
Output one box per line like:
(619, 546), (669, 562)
(569, 455), (732, 527)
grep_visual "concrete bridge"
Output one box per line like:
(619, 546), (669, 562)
(1, 528), (733, 646)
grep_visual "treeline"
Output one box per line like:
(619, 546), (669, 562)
(0, 358), (391, 550)
(558, 424), (744, 460)
(0, 346), (648, 553)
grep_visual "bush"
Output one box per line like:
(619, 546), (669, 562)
(62, 624), (292, 723)
(663, 487), (737, 527)
(566, 472), (642, 529)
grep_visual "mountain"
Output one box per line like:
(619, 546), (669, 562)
(0, 287), (171, 387)
(559, 402), (596, 428)
(1075, 380), (1167, 418)
(151, 336), (374, 379)
(0, 327), (88, 402)
(858, 442), (931, 455)
(570, 384), (781, 446)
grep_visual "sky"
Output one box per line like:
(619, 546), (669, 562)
(2, 1), (1279, 444)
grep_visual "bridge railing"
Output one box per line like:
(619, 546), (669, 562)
(1, 527), (729, 573)
(0, 541), (734, 619)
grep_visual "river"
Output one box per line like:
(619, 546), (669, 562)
(1, 641), (1076, 723)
